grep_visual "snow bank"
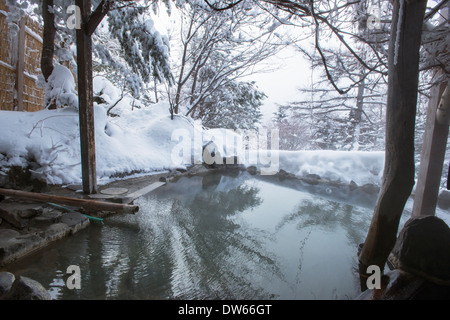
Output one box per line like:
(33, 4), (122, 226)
(0, 102), (203, 185)
(0, 107), (82, 184)
(0, 99), (386, 187)
(277, 150), (385, 186)
(93, 76), (145, 115)
(0, 74), (385, 187)
(240, 149), (384, 185)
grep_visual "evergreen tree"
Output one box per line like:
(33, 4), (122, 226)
(196, 80), (265, 130)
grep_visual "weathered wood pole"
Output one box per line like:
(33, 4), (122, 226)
(74, 0), (112, 194)
(412, 78), (449, 217)
(412, 3), (450, 217)
(358, 0), (427, 288)
(76, 0), (97, 194)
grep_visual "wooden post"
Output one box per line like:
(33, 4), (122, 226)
(16, 17), (25, 112)
(412, 77), (449, 217)
(76, 0), (97, 195)
(74, 0), (112, 194)
(412, 3), (449, 217)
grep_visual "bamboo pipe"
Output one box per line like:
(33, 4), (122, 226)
(0, 188), (139, 215)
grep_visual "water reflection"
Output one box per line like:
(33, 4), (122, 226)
(4, 171), (376, 300)
(137, 174), (279, 299)
(276, 199), (370, 249)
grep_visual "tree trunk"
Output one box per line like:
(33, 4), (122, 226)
(154, 78), (159, 103)
(352, 73), (365, 150)
(358, 0), (427, 289)
(41, 0), (55, 81)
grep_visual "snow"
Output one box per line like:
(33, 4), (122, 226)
(269, 150), (384, 186)
(0, 102), (201, 185)
(0, 60), (15, 71)
(0, 94), (385, 188)
(93, 76), (121, 105)
(24, 25), (43, 43)
(0, 73), (385, 187)
(1, 78), (449, 224)
(44, 64), (78, 109)
(0, 71), (448, 224)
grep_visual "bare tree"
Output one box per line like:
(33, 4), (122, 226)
(167, 1), (290, 119)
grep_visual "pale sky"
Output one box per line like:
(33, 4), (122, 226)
(248, 46), (313, 123)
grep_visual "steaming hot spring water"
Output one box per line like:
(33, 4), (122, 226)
(5, 170), (395, 300)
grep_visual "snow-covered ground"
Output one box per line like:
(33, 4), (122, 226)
(0, 72), (387, 188)
(0, 73), (448, 226)
(0, 101), (385, 186)
(0, 101), (194, 185)
(0, 107), (385, 190)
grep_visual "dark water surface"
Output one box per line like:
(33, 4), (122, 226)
(5, 171), (377, 300)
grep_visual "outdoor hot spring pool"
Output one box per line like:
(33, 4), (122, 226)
(5, 170), (382, 300)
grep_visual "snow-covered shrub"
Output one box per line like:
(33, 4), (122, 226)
(43, 64), (78, 110)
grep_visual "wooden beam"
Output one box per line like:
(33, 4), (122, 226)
(412, 78), (449, 217)
(76, 0), (97, 194)
(0, 188), (139, 215)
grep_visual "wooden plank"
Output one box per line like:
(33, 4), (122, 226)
(76, 0), (97, 195)
(0, 60), (15, 71)
(121, 182), (166, 204)
(412, 78), (449, 217)
(24, 26), (43, 43)
(0, 188), (139, 215)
